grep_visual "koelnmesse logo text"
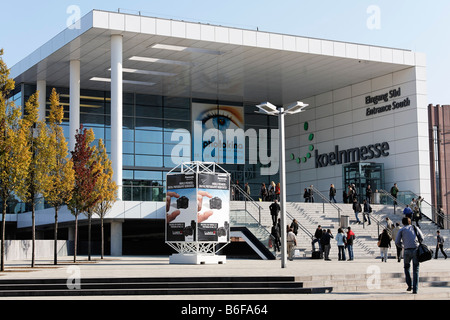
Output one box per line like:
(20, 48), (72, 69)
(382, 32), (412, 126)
(315, 142), (390, 168)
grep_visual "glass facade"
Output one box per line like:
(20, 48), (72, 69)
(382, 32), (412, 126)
(14, 85), (280, 202)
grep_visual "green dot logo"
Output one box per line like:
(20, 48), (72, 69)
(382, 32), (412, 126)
(291, 121), (315, 165)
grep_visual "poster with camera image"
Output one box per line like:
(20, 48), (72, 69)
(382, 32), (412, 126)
(166, 173), (198, 242)
(165, 171), (230, 244)
(197, 172), (230, 243)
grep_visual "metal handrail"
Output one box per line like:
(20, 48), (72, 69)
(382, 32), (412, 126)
(231, 183), (263, 223)
(398, 190), (450, 229)
(286, 211), (314, 240)
(378, 189), (408, 215)
(308, 186), (342, 220)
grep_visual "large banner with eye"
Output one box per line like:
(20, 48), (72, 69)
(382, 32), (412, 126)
(192, 103), (245, 164)
(165, 170), (230, 244)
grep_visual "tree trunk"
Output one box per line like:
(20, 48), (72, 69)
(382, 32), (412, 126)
(1, 202), (6, 272)
(53, 206), (58, 265)
(31, 203), (35, 268)
(101, 215), (104, 259)
(73, 211), (78, 263)
(88, 214), (91, 261)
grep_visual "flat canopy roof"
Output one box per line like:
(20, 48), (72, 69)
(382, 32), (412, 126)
(11, 10), (424, 105)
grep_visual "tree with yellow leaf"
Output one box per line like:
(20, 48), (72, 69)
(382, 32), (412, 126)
(18, 91), (54, 268)
(41, 88), (74, 265)
(0, 49), (32, 271)
(93, 139), (117, 259)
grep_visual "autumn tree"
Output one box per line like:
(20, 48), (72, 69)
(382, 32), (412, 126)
(41, 88), (74, 265)
(93, 139), (117, 259)
(0, 49), (31, 271)
(67, 125), (99, 262)
(18, 91), (53, 268)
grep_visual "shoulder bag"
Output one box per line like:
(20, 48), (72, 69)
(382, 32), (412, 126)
(413, 225), (433, 262)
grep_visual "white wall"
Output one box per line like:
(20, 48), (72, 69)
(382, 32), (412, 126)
(285, 64), (430, 204)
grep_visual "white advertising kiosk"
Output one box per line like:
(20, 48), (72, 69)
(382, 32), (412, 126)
(165, 162), (231, 264)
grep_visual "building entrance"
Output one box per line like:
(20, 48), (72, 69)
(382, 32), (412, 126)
(343, 162), (384, 203)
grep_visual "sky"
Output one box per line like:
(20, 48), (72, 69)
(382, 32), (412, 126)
(1, 0), (450, 104)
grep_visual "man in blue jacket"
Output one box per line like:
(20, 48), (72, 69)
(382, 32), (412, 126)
(395, 217), (424, 294)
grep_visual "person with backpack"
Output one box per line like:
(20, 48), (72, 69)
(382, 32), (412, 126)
(378, 229), (392, 262)
(395, 217), (424, 294)
(346, 227), (356, 261)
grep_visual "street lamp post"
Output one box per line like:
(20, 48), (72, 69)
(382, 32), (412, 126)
(256, 101), (308, 268)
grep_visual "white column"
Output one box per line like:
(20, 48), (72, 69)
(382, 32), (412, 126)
(36, 80), (46, 122)
(69, 60), (80, 152)
(110, 221), (123, 256)
(111, 34), (123, 200)
(279, 109), (287, 268)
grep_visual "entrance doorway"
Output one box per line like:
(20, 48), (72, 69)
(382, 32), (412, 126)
(343, 162), (384, 203)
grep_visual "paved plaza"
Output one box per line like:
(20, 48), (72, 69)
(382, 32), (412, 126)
(0, 255), (449, 300)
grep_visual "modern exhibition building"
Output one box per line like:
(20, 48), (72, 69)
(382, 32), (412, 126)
(7, 9), (433, 256)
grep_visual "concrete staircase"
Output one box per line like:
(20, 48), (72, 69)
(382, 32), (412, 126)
(230, 201), (450, 260)
(0, 276), (332, 297)
(299, 270), (450, 293)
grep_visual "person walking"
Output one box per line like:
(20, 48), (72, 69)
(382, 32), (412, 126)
(346, 227), (356, 261)
(260, 183), (268, 201)
(435, 230), (448, 259)
(290, 219), (299, 236)
(363, 199), (372, 225)
(391, 223), (402, 262)
(271, 223), (281, 253)
(335, 228), (346, 261)
(365, 184), (372, 204)
(275, 182), (281, 201)
(329, 184), (337, 203)
(309, 185), (315, 203)
(287, 227), (297, 261)
(352, 198), (362, 224)
(378, 229), (392, 262)
(403, 205), (413, 219)
(390, 183), (399, 206)
(269, 199), (280, 226)
(303, 188), (310, 203)
(395, 217), (424, 294)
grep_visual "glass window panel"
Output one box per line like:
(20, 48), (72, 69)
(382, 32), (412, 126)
(134, 171), (163, 181)
(164, 143), (190, 156)
(135, 155), (163, 167)
(136, 94), (162, 106)
(123, 154), (134, 166)
(123, 116), (134, 130)
(136, 104), (163, 118)
(135, 142), (163, 155)
(163, 130), (192, 144)
(123, 92), (135, 105)
(135, 118), (163, 131)
(123, 170), (134, 180)
(164, 96), (190, 108)
(164, 107), (190, 120)
(164, 155), (190, 168)
(80, 114), (105, 127)
(123, 129), (134, 141)
(123, 141), (134, 154)
(123, 104), (134, 117)
(135, 130), (163, 143)
(164, 120), (191, 130)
